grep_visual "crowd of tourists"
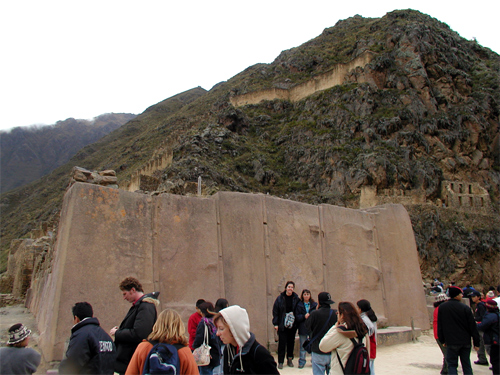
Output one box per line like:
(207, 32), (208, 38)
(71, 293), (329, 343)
(1, 277), (498, 375)
(433, 284), (500, 375)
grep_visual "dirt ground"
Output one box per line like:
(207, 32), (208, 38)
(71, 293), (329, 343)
(0, 304), (493, 375)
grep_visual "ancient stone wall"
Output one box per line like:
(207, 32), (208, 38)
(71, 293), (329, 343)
(28, 183), (428, 361)
(441, 180), (492, 214)
(360, 186), (426, 209)
(127, 150), (173, 192)
(230, 51), (376, 107)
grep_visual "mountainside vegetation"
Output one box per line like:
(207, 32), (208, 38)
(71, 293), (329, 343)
(0, 113), (136, 193)
(1, 10), (498, 287)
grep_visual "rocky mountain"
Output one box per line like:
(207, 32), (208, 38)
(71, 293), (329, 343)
(0, 10), (498, 287)
(0, 113), (136, 193)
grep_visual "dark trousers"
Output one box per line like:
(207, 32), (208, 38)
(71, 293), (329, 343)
(490, 344), (499, 375)
(446, 345), (472, 375)
(278, 328), (297, 363)
(436, 339), (448, 374)
(477, 331), (488, 363)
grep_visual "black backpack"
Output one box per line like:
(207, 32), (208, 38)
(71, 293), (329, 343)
(337, 336), (370, 374)
(142, 341), (184, 375)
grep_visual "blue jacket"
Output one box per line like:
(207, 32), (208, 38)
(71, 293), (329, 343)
(59, 317), (116, 374)
(477, 311), (499, 345)
(296, 301), (318, 336)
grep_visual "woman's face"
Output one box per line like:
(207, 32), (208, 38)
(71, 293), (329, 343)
(303, 292), (311, 302)
(216, 320), (237, 346)
(286, 283), (294, 296)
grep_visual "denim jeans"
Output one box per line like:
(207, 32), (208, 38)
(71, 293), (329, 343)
(198, 365), (214, 375)
(311, 352), (331, 375)
(369, 359), (375, 375)
(445, 345), (472, 375)
(299, 334), (308, 367)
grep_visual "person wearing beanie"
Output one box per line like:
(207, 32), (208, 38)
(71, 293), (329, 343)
(470, 291), (489, 366)
(215, 305), (278, 374)
(477, 299), (500, 375)
(438, 286), (480, 375)
(305, 292), (338, 375)
(0, 323), (41, 374)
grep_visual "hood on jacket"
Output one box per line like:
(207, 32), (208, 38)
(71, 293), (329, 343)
(220, 305), (251, 348)
(142, 291), (160, 307)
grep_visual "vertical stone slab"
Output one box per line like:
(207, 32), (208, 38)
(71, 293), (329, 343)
(153, 194), (220, 320)
(368, 204), (429, 329)
(265, 196), (323, 341)
(36, 183), (155, 361)
(321, 205), (386, 317)
(216, 192), (268, 344)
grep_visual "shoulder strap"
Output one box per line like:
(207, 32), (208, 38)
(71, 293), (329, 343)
(310, 310), (334, 344)
(336, 350), (346, 374)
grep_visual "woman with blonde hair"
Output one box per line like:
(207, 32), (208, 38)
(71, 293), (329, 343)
(125, 309), (199, 375)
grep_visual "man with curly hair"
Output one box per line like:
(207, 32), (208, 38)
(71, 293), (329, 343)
(109, 277), (159, 374)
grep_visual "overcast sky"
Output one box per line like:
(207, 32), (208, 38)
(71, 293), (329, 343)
(1, 1), (498, 132)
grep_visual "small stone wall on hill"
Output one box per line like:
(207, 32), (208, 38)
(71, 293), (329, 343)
(360, 186), (426, 209)
(230, 50), (376, 107)
(127, 149), (173, 192)
(441, 180), (492, 215)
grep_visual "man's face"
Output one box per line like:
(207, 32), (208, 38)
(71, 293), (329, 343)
(286, 284), (294, 296)
(471, 295), (479, 303)
(122, 288), (137, 303)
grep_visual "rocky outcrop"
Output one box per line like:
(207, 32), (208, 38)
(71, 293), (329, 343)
(69, 166), (118, 188)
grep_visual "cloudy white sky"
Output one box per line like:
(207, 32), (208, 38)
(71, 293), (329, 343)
(1, 1), (498, 132)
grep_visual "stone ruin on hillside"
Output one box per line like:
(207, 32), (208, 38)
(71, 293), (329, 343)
(441, 180), (493, 215)
(15, 181), (428, 362)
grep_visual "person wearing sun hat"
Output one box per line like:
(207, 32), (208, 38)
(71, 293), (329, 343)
(438, 286), (480, 375)
(0, 323), (41, 374)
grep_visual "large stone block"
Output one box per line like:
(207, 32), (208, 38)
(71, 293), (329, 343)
(30, 183), (428, 361)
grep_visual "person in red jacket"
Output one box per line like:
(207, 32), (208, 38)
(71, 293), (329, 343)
(433, 293), (449, 375)
(357, 299), (378, 375)
(188, 299), (205, 350)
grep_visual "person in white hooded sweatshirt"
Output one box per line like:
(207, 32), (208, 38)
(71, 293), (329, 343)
(215, 305), (279, 374)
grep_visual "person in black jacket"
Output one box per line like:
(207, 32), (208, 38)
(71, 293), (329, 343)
(305, 292), (337, 375)
(272, 280), (300, 369)
(109, 277), (159, 374)
(477, 300), (499, 375)
(215, 305), (279, 374)
(59, 302), (116, 374)
(193, 301), (221, 375)
(471, 291), (489, 366)
(438, 286), (480, 375)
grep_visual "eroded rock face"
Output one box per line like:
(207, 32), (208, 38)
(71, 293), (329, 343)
(30, 183), (427, 361)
